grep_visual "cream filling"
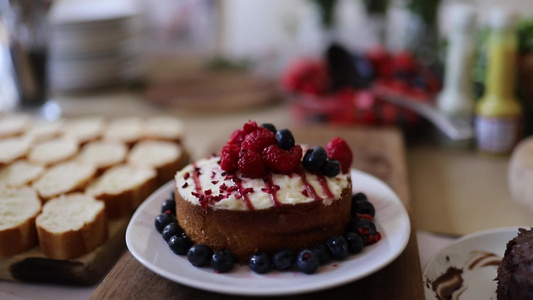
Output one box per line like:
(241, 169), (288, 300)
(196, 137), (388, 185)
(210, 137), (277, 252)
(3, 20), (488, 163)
(175, 156), (349, 211)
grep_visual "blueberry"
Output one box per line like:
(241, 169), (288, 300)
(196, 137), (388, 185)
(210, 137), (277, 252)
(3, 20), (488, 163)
(313, 244), (331, 265)
(355, 219), (377, 236)
(168, 233), (192, 255)
(296, 249), (320, 274)
(327, 235), (348, 260)
(162, 222), (182, 242)
(344, 231), (364, 254)
(161, 198), (176, 215)
(261, 123), (277, 133)
(272, 249), (295, 271)
(275, 129), (295, 150)
(321, 158), (340, 177)
(249, 253), (271, 274)
(352, 192), (368, 203)
(352, 200), (375, 217)
(211, 249), (235, 273)
(302, 147), (327, 172)
(187, 244), (213, 267)
(155, 213), (175, 233)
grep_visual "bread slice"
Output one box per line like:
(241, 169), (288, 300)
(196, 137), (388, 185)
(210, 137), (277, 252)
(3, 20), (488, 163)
(28, 138), (79, 166)
(0, 114), (30, 139)
(76, 141), (127, 173)
(143, 116), (184, 143)
(33, 161), (96, 201)
(103, 117), (143, 146)
(25, 120), (63, 142)
(0, 187), (41, 258)
(86, 165), (157, 219)
(62, 117), (105, 144)
(0, 160), (45, 188)
(0, 137), (32, 167)
(36, 193), (108, 260)
(128, 140), (189, 185)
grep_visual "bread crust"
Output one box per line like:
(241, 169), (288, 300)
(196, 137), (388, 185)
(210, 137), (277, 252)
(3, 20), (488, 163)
(175, 181), (352, 263)
(37, 206), (108, 260)
(0, 215), (38, 258)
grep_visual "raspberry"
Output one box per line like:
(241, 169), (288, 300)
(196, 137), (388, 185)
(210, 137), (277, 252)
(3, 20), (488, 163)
(227, 121), (259, 145)
(241, 127), (276, 153)
(220, 144), (240, 171)
(238, 150), (265, 178)
(263, 145), (302, 174)
(325, 137), (353, 173)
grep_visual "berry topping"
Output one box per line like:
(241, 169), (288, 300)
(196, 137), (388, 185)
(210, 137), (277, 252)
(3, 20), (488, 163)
(321, 158), (340, 177)
(211, 249), (235, 273)
(352, 192), (368, 203)
(161, 198), (176, 215)
(352, 200), (375, 217)
(272, 249), (296, 271)
(187, 244), (213, 267)
(241, 128), (277, 153)
(344, 231), (364, 254)
(327, 235), (349, 260)
(313, 244), (331, 265)
(263, 144), (302, 174)
(296, 249), (320, 274)
(227, 121), (259, 145)
(355, 219), (377, 236)
(261, 123), (277, 133)
(162, 222), (182, 242)
(249, 253), (272, 274)
(302, 146), (327, 172)
(325, 137), (353, 173)
(168, 233), (192, 255)
(275, 129), (295, 150)
(237, 150), (266, 178)
(220, 144), (240, 172)
(155, 213), (175, 233)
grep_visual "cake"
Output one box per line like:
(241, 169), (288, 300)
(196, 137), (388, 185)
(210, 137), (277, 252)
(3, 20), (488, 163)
(497, 228), (533, 300)
(174, 121), (353, 263)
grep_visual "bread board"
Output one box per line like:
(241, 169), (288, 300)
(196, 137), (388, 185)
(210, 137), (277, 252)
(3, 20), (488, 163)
(0, 217), (128, 285)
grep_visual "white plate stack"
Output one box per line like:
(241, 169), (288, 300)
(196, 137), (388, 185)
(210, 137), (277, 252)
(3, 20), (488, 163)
(48, 0), (144, 92)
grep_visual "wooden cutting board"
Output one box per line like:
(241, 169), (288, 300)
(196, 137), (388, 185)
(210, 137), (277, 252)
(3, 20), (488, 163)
(90, 126), (423, 299)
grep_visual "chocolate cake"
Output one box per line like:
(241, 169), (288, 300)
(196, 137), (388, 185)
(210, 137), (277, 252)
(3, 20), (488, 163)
(496, 228), (533, 300)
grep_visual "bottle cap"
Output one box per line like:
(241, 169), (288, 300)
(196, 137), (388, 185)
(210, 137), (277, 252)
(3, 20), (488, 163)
(487, 7), (518, 30)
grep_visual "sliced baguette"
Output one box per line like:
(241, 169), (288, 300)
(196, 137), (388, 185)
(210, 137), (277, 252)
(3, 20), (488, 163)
(62, 117), (105, 144)
(0, 137), (32, 167)
(0, 160), (45, 188)
(0, 187), (41, 258)
(103, 117), (143, 146)
(28, 138), (79, 166)
(0, 114), (30, 139)
(128, 140), (189, 185)
(33, 161), (96, 201)
(36, 193), (108, 260)
(24, 120), (63, 142)
(76, 140), (127, 173)
(86, 165), (157, 219)
(143, 116), (184, 143)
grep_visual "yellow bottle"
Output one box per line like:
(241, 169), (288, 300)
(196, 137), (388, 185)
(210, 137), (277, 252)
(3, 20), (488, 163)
(475, 9), (523, 155)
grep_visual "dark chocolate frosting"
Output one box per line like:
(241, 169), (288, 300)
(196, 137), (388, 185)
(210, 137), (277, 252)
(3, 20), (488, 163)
(497, 228), (533, 300)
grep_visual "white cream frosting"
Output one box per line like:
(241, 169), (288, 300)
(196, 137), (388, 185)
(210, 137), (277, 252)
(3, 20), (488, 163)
(175, 156), (350, 211)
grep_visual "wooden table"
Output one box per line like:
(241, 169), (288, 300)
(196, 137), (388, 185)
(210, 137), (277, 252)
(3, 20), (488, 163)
(90, 126), (423, 299)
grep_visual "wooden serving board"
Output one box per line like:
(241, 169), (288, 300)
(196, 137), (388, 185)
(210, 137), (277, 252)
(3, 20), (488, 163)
(91, 126), (423, 299)
(0, 218), (128, 285)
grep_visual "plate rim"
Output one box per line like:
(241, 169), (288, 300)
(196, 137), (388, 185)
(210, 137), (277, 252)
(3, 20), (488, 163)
(422, 226), (529, 299)
(126, 169), (411, 296)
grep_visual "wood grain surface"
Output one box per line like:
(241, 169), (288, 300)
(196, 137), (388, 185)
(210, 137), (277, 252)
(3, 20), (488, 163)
(91, 126), (423, 299)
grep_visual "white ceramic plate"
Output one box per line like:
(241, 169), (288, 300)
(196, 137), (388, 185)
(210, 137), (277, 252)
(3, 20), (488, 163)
(423, 227), (525, 300)
(126, 169), (411, 296)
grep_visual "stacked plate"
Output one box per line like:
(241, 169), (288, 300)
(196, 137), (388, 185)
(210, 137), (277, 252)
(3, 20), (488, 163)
(48, 0), (144, 91)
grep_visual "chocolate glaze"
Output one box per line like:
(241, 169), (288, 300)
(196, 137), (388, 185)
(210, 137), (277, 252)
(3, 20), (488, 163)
(431, 267), (464, 300)
(468, 251), (500, 270)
